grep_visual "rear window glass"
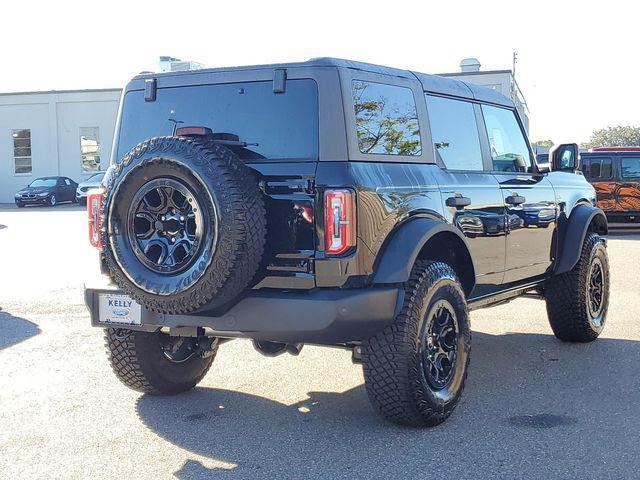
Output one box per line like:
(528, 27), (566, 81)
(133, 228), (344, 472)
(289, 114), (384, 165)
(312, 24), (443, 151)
(29, 178), (57, 188)
(621, 157), (640, 178)
(352, 80), (421, 156)
(116, 79), (318, 162)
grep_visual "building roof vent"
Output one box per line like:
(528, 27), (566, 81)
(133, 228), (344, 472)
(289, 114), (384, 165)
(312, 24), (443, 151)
(460, 58), (481, 73)
(158, 56), (204, 73)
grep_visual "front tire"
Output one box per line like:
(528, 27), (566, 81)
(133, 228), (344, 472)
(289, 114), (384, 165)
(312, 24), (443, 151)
(104, 328), (217, 395)
(15, 201), (25, 208)
(48, 195), (56, 207)
(545, 232), (609, 342)
(362, 261), (471, 427)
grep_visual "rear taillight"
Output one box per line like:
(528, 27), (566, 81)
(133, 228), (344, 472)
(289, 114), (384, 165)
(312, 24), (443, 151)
(87, 190), (104, 248)
(324, 189), (356, 255)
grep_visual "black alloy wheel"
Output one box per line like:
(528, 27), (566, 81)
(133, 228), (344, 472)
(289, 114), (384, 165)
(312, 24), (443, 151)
(421, 299), (459, 390)
(128, 178), (209, 275)
(587, 256), (605, 327)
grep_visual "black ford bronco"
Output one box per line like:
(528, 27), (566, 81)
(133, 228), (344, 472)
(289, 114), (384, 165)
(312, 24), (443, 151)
(85, 58), (610, 427)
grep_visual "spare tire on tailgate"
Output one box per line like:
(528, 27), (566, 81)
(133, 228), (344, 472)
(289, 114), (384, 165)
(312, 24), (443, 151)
(102, 136), (266, 314)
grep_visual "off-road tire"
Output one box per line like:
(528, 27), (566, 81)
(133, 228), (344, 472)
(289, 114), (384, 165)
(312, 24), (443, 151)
(104, 328), (216, 395)
(102, 136), (266, 314)
(545, 232), (609, 342)
(362, 261), (471, 427)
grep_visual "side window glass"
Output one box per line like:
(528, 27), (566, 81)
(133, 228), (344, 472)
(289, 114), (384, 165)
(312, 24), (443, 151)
(426, 95), (483, 171)
(482, 105), (532, 173)
(621, 157), (640, 178)
(352, 80), (421, 156)
(64, 179), (71, 186)
(588, 158), (612, 179)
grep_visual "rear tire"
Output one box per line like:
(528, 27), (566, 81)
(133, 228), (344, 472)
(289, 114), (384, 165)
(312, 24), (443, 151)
(362, 261), (471, 427)
(104, 328), (217, 395)
(545, 232), (609, 342)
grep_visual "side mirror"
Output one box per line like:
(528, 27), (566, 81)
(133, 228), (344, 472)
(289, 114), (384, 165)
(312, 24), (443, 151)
(550, 143), (579, 172)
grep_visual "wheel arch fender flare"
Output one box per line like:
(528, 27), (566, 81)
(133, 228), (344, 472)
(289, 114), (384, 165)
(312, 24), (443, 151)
(372, 217), (476, 294)
(555, 204), (608, 275)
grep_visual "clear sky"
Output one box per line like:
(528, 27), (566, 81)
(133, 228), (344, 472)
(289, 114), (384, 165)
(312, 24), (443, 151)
(1, 0), (637, 144)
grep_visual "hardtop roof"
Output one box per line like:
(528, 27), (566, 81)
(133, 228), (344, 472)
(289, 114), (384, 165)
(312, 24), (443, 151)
(134, 57), (514, 108)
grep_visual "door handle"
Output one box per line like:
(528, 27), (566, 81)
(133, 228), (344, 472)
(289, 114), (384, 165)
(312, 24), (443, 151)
(446, 195), (472, 209)
(505, 195), (526, 206)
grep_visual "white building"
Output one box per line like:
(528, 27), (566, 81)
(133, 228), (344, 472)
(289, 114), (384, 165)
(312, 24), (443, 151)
(439, 58), (530, 132)
(0, 88), (121, 203)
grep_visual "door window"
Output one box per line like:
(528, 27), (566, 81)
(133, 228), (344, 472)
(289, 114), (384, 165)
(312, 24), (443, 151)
(352, 80), (421, 156)
(426, 95), (483, 171)
(481, 105), (532, 173)
(64, 179), (71, 186)
(621, 157), (640, 178)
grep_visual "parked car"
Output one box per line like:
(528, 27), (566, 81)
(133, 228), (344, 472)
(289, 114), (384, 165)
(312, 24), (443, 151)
(580, 147), (640, 224)
(84, 58), (609, 427)
(14, 176), (78, 207)
(76, 171), (106, 205)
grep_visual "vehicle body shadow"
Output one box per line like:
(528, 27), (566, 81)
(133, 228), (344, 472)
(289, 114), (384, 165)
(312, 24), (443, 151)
(0, 310), (40, 349)
(137, 331), (640, 479)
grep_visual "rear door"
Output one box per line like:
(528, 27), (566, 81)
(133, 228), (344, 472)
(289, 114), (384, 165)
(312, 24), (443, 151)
(479, 104), (558, 283)
(55, 178), (68, 201)
(426, 94), (506, 295)
(63, 178), (75, 201)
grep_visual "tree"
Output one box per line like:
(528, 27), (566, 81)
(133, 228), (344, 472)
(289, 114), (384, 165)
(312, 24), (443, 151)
(531, 139), (554, 148)
(581, 126), (640, 149)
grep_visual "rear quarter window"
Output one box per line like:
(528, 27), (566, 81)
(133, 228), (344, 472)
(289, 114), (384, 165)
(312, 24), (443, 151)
(621, 157), (640, 178)
(116, 79), (318, 162)
(351, 80), (421, 156)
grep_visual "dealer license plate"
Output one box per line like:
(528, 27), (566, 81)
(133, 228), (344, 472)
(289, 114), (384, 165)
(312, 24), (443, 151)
(98, 293), (142, 326)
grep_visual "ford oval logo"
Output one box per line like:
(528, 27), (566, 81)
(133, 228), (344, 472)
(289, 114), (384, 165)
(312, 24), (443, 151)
(113, 308), (129, 317)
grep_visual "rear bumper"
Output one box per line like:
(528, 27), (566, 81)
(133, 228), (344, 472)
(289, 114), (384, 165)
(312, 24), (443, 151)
(605, 212), (640, 223)
(84, 282), (402, 345)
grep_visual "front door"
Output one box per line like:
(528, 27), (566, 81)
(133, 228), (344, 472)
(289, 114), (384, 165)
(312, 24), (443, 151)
(426, 95), (506, 296)
(480, 104), (557, 284)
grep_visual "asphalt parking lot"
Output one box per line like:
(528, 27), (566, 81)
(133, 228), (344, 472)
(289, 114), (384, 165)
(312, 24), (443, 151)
(1, 204), (640, 479)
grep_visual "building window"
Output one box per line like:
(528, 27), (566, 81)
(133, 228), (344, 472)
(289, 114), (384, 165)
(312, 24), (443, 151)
(80, 127), (101, 172)
(12, 129), (32, 174)
(352, 80), (421, 156)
